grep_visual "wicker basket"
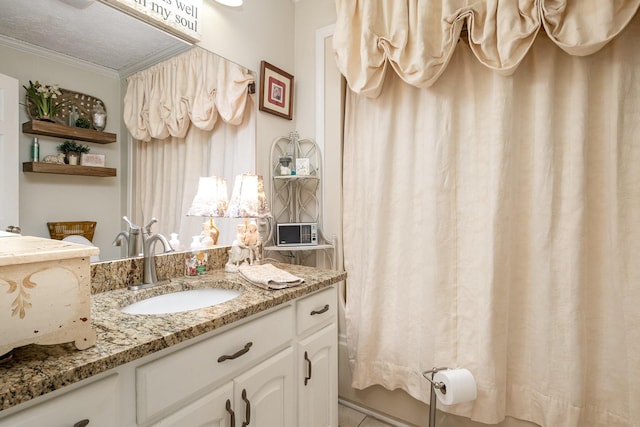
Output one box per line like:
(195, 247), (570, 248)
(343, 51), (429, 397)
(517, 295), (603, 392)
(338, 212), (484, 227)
(47, 221), (96, 242)
(26, 88), (107, 128)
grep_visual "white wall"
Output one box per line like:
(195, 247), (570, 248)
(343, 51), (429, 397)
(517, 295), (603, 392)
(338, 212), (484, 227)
(293, 1), (343, 265)
(196, 0), (297, 180)
(0, 42), (122, 260)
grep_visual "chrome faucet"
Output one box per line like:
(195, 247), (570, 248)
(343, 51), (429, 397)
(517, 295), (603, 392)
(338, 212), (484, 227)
(112, 216), (141, 258)
(129, 218), (174, 291)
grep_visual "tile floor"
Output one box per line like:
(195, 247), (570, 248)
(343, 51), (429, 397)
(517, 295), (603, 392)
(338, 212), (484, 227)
(338, 403), (396, 427)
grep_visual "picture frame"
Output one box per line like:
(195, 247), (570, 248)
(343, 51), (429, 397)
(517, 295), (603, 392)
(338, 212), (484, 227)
(259, 61), (294, 120)
(81, 153), (105, 167)
(296, 158), (310, 176)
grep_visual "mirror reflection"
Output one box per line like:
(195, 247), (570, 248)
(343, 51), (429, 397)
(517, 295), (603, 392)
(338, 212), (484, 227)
(126, 46), (257, 258)
(0, 0), (256, 262)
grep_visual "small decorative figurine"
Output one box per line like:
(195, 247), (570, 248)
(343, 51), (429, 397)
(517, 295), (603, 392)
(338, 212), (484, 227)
(42, 153), (66, 164)
(225, 222), (259, 272)
(201, 219), (219, 246)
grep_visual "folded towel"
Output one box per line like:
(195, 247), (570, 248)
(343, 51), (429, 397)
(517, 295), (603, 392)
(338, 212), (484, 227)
(238, 263), (305, 290)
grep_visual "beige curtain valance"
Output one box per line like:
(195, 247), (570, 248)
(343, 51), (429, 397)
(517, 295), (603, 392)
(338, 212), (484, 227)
(124, 48), (254, 142)
(333, 0), (640, 97)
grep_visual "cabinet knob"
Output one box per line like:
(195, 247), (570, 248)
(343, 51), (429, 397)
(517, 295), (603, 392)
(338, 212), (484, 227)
(310, 304), (330, 316)
(73, 420), (90, 427)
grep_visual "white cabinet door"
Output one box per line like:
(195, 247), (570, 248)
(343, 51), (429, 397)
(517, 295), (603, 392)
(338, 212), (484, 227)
(0, 72), (19, 232)
(152, 382), (233, 427)
(233, 347), (295, 427)
(0, 374), (120, 427)
(152, 348), (295, 427)
(136, 306), (293, 424)
(298, 323), (338, 427)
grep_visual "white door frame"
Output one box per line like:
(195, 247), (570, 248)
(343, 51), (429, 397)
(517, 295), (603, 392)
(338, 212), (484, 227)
(0, 72), (19, 231)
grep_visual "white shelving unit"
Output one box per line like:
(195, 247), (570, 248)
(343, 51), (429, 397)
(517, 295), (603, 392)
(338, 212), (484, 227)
(264, 131), (335, 268)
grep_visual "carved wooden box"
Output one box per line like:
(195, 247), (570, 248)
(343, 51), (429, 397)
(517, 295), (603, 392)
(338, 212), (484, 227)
(0, 236), (99, 356)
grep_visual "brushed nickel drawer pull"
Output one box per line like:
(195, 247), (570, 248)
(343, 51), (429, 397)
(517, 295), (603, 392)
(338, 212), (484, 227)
(218, 342), (253, 363)
(310, 304), (330, 316)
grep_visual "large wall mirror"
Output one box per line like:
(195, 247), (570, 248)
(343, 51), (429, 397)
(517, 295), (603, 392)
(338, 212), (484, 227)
(0, 0), (257, 261)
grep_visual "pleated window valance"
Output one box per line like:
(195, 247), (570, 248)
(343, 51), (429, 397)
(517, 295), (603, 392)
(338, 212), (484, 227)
(124, 47), (254, 142)
(333, 0), (640, 97)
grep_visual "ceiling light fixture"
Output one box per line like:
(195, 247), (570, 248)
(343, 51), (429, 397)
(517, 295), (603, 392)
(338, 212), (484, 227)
(215, 0), (243, 7)
(58, 0), (95, 9)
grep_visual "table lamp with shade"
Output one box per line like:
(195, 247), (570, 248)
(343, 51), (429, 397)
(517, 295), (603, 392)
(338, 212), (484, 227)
(186, 176), (229, 246)
(225, 173), (270, 271)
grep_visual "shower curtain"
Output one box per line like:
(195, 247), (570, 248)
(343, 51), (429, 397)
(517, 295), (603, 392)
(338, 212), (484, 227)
(339, 4), (640, 426)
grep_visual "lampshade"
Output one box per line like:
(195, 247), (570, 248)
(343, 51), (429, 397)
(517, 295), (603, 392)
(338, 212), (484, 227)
(186, 176), (229, 217)
(225, 173), (269, 218)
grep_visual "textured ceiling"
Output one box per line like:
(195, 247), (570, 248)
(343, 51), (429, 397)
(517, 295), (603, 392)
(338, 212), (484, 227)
(0, 0), (190, 73)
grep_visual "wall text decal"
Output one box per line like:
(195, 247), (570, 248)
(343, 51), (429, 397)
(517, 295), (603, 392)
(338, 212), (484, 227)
(99, 0), (202, 43)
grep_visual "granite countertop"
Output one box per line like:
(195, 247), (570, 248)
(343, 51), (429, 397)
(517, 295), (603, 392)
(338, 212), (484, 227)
(0, 264), (346, 412)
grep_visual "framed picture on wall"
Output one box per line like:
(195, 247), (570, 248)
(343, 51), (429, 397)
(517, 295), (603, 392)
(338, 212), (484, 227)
(259, 61), (294, 120)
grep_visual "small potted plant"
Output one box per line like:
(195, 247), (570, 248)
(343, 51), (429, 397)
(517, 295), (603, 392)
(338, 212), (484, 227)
(22, 80), (65, 121)
(75, 117), (91, 129)
(57, 140), (90, 165)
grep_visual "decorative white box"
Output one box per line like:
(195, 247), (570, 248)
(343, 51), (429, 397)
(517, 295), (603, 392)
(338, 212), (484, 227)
(0, 236), (99, 356)
(81, 153), (105, 167)
(296, 158), (310, 175)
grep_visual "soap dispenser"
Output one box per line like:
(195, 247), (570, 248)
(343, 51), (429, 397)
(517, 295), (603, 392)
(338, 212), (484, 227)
(190, 236), (201, 251)
(185, 236), (207, 276)
(169, 233), (180, 251)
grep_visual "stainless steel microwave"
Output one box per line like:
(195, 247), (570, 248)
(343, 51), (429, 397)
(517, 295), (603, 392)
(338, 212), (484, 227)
(276, 223), (318, 246)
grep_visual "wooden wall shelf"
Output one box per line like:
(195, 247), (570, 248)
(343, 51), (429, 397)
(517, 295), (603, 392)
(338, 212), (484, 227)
(22, 121), (116, 144)
(23, 162), (117, 177)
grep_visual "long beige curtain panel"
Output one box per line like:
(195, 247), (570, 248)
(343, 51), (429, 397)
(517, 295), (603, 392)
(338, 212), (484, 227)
(340, 4), (640, 427)
(333, 0), (640, 97)
(123, 47), (254, 142)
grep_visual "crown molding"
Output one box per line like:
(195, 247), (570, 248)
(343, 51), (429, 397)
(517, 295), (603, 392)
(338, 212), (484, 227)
(0, 34), (119, 79)
(117, 43), (192, 78)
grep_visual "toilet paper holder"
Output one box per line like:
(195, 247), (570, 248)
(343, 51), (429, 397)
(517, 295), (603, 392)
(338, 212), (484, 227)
(422, 367), (449, 427)
(423, 366), (449, 394)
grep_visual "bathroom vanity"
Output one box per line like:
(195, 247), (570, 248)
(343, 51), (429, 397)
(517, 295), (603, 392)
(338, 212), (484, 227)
(0, 263), (344, 426)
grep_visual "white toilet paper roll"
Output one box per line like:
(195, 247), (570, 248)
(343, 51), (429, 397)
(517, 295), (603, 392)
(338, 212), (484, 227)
(433, 368), (477, 405)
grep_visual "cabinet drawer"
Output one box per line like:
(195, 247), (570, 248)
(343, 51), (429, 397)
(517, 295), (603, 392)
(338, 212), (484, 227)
(136, 305), (293, 424)
(296, 286), (337, 336)
(0, 374), (119, 427)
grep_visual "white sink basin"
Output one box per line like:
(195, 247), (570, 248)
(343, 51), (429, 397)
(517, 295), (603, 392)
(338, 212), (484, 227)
(121, 288), (241, 315)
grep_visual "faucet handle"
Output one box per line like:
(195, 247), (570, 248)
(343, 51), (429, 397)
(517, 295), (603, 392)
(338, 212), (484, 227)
(144, 218), (158, 235)
(123, 216), (140, 231)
